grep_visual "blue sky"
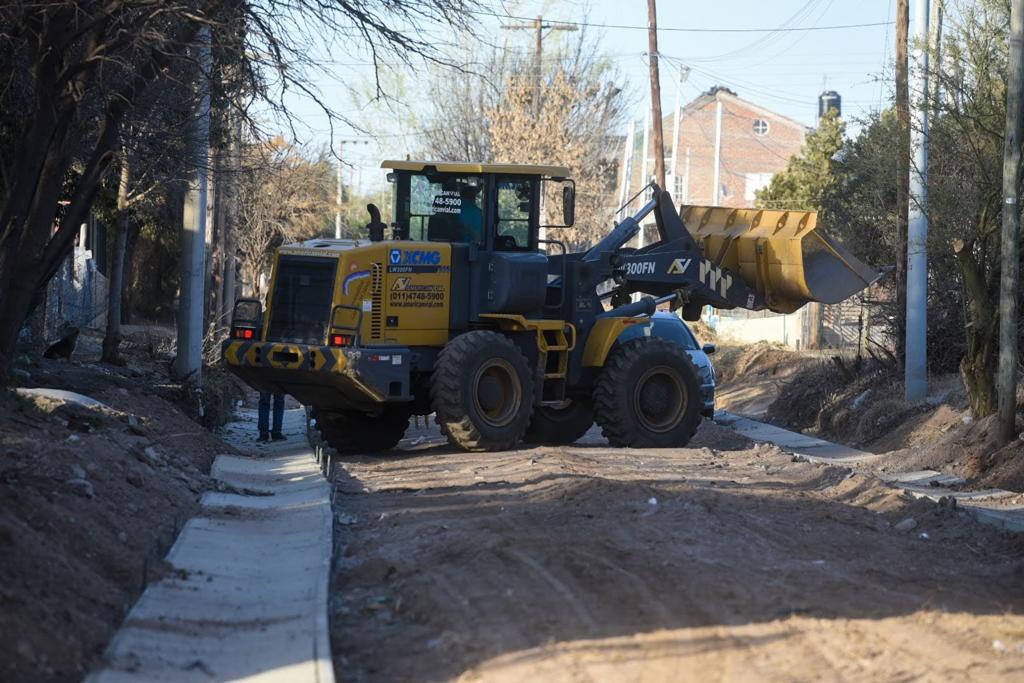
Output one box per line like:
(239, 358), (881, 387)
(277, 0), (902, 193)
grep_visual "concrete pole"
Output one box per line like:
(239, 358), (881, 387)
(712, 100), (724, 206)
(175, 26), (211, 384)
(617, 120), (635, 212)
(639, 111), (651, 248)
(335, 142), (344, 239)
(640, 110), (651, 189)
(670, 65), (684, 200)
(997, 0), (1024, 445)
(905, 0), (929, 401)
(683, 147), (691, 203)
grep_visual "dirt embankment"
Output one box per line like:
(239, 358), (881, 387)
(0, 332), (239, 683)
(713, 341), (815, 419)
(331, 420), (1024, 682)
(718, 343), (1024, 493)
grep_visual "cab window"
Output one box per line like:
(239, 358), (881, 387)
(396, 173), (484, 245)
(495, 178), (534, 251)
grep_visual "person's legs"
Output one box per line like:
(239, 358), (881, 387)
(257, 392), (271, 441)
(271, 393), (286, 439)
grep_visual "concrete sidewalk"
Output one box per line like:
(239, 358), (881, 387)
(88, 409), (334, 683)
(716, 410), (1024, 533)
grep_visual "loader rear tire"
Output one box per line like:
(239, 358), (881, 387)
(315, 407), (410, 453)
(524, 400), (594, 445)
(593, 338), (702, 448)
(431, 331), (534, 451)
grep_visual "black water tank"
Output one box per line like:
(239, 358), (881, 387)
(819, 90), (841, 119)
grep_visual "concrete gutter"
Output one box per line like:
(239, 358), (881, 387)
(88, 408), (335, 682)
(716, 410), (1024, 533)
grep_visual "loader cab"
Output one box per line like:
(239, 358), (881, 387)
(381, 160), (574, 253)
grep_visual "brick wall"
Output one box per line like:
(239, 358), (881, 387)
(621, 90), (808, 210)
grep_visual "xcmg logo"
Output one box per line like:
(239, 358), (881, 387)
(389, 248), (441, 266)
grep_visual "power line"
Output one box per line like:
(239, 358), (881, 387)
(469, 9), (893, 34)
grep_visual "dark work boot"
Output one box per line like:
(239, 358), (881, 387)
(271, 431), (287, 442)
(257, 431), (270, 442)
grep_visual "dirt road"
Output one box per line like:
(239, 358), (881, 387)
(329, 421), (1024, 682)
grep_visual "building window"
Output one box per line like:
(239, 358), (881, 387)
(752, 118), (770, 136)
(673, 173), (687, 202)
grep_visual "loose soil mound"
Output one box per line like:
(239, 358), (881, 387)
(714, 342), (818, 417)
(0, 351), (234, 682)
(755, 353), (1024, 493)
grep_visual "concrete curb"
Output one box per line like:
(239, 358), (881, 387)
(87, 409), (336, 682)
(715, 410), (1024, 533)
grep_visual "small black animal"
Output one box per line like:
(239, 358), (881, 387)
(44, 325), (80, 361)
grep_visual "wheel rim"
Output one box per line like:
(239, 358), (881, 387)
(632, 366), (687, 433)
(472, 358), (522, 428)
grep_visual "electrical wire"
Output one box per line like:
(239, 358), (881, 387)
(470, 8), (894, 34)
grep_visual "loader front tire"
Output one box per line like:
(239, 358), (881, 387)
(431, 331), (534, 451)
(315, 407), (410, 453)
(593, 338), (702, 448)
(524, 400), (594, 445)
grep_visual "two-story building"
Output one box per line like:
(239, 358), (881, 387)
(619, 86), (809, 211)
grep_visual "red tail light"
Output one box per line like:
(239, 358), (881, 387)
(329, 334), (354, 347)
(232, 327), (256, 340)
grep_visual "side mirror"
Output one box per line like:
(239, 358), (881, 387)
(562, 185), (575, 226)
(702, 342), (717, 355)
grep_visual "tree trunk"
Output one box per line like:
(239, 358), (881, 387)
(102, 153), (131, 364)
(121, 218), (141, 324)
(960, 345), (997, 417)
(954, 237), (999, 418)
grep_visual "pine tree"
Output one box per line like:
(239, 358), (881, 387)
(755, 110), (845, 211)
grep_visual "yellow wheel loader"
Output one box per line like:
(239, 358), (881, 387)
(223, 161), (877, 452)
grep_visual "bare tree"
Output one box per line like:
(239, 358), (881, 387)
(488, 52), (627, 250)
(235, 138), (333, 300)
(0, 0), (471, 381)
(417, 34), (627, 251)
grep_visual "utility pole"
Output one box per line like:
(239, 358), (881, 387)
(895, 0), (910, 371)
(905, 0), (930, 401)
(334, 139), (369, 239)
(501, 16), (577, 107)
(639, 111), (651, 247)
(175, 25), (211, 390)
(997, 0), (1024, 446)
(618, 120), (635, 212)
(670, 65), (690, 201)
(335, 153), (343, 239)
(712, 100), (723, 205)
(646, 0), (667, 192)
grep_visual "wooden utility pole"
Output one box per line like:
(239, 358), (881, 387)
(895, 0), (910, 370)
(646, 0), (667, 191)
(997, 0), (1024, 445)
(501, 16), (577, 108)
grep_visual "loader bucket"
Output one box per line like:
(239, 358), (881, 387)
(681, 205), (881, 314)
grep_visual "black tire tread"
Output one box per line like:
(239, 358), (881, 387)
(431, 330), (534, 451)
(317, 408), (410, 453)
(593, 337), (702, 448)
(523, 400), (594, 445)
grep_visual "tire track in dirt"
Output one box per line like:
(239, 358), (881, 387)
(330, 421), (1024, 682)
